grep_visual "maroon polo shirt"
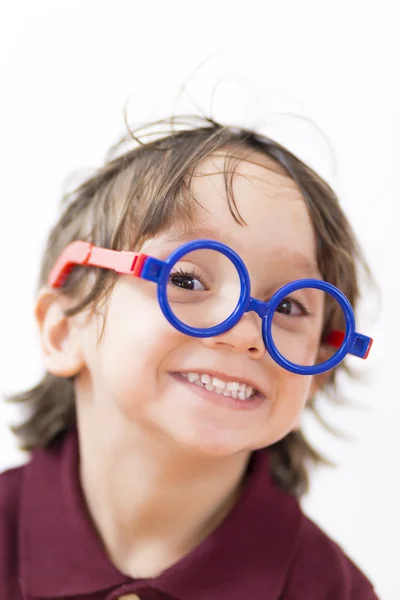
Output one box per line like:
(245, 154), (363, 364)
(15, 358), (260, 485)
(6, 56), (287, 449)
(0, 428), (379, 600)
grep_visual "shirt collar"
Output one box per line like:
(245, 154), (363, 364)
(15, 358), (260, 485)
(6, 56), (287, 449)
(19, 428), (302, 600)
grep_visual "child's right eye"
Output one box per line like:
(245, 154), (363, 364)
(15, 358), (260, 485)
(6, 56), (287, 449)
(168, 268), (206, 291)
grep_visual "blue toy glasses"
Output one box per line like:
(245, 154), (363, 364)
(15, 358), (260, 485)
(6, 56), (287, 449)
(49, 238), (373, 376)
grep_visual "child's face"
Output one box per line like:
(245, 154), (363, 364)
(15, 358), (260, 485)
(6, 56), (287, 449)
(73, 151), (322, 456)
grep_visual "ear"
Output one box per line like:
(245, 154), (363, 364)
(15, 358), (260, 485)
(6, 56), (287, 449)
(35, 286), (85, 378)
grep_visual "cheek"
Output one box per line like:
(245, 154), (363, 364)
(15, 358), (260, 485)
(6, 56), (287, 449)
(92, 284), (182, 416)
(267, 370), (312, 440)
(303, 336), (321, 365)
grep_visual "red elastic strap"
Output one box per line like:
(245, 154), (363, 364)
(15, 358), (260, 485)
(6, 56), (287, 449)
(324, 330), (345, 348)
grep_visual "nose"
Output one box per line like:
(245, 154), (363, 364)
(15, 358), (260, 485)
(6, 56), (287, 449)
(201, 312), (266, 359)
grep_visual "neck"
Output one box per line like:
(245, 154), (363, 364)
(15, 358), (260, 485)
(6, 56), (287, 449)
(77, 416), (251, 578)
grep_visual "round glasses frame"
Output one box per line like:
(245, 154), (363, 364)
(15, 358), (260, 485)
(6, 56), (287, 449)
(49, 238), (373, 376)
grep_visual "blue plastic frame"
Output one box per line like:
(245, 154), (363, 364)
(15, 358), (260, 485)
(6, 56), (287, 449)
(139, 239), (371, 375)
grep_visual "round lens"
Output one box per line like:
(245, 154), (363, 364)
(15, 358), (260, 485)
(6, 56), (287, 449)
(165, 248), (242, 330)
(270, 286), (346, 367)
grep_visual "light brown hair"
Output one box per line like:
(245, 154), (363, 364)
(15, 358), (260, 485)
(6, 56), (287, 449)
(7, 116), (371, 498)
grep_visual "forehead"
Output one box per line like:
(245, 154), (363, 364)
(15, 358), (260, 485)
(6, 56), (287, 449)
(144, 150), (320, 279)
(199, 152), (315, 255)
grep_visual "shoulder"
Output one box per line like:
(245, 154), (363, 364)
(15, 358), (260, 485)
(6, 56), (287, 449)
(0, 464), (24, 541)
(282, 513), (379, 599)
(0, 463), (27, 598)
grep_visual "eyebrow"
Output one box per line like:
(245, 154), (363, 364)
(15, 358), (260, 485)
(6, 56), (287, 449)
(160, 227), (322, 279)
(268, 247), (322, 280)
(161, 226), (238, 246)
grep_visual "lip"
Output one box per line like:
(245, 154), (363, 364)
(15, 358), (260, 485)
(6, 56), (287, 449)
(170, 371), (267, 412)
(173, 369), (267, 398)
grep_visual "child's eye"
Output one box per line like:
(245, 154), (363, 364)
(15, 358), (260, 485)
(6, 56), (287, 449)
(275, 295), (310, 316)
(169, 268), (206, 291)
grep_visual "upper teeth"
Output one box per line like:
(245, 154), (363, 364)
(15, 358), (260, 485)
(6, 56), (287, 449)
(179, 372), (255, 400)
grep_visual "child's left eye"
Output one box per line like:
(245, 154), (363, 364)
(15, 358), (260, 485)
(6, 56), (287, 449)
(275, 296), (310, 316)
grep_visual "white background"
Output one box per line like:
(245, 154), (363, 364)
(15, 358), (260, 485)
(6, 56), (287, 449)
(0, 2), (398, 598)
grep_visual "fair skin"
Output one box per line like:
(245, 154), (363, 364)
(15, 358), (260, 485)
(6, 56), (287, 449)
(36, 151), (325, 578)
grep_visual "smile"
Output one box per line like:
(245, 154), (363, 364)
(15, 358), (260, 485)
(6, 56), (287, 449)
(171, 371), (266, 411)
(178, 372), (256, 400)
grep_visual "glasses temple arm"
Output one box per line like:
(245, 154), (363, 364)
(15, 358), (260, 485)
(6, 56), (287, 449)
(48, 241), (145, 288)
(325, 330), (373, 359)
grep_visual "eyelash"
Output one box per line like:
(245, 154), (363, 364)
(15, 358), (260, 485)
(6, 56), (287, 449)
(168, 267), (207, 287)
(277, 294), (313, 316)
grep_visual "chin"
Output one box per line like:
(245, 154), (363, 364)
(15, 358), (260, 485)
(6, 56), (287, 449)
(169, 426), (257, 459)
